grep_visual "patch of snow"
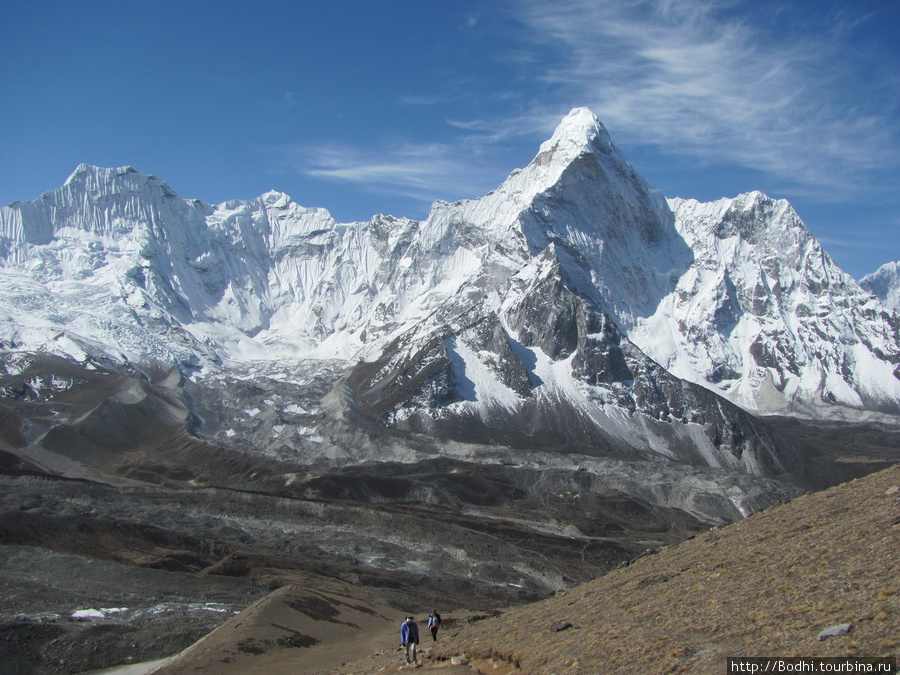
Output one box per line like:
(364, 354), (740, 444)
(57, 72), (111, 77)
(70, 607), (129, 620)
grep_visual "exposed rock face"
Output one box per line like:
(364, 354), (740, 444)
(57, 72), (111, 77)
(348, 249), (802, 486)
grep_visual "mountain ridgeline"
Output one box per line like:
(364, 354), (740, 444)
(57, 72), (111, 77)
(1, 108), (899, 525)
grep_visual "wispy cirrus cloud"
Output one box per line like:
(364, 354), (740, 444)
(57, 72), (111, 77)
(288, 140), (499, 204)
(285, 1), (897, 208)
(509, 0), (898, 196)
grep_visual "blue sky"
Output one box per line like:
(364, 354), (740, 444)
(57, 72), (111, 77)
(2, 0), (898, 279)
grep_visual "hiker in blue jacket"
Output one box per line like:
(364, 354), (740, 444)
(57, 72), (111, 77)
(400, 615), (420, 665)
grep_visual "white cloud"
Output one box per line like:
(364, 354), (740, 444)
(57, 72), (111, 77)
(282, 1), (897, 208)
(510, 0), (898, 196)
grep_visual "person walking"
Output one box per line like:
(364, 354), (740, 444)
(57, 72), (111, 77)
(427, 609), (442, 641)
(400, 615), (420, 665)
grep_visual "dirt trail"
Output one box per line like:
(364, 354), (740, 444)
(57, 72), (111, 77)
(148, 584), (478, 674)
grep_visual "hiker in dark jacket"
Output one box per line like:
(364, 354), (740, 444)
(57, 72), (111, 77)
(427, 609), (442, 641)
(400, 616), (420, 664)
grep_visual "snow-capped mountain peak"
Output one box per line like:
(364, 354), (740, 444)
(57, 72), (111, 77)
(2, 108), (899, 427)
(61, 164), (182, 209)
(537, 107), (611, 160)
(65, 162), (138, 184)
(861, 261), (900, 313)
(656, 191), (900, 417)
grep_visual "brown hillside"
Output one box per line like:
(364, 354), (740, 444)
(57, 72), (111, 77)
(328, 464), (898, 674)
(419, 463), (900, 674)
(151, 465), (898, 674)
(150, 581), (401, 675)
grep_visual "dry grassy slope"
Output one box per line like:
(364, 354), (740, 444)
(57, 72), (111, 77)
(421, 463), (900, 674)
(150, 581), (403, 675)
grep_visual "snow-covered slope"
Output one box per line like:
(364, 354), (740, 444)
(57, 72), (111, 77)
(1, 108), (899, 491)
(0, 164), (421, 364)
(657, 195), (900, 417)
(0, 109), (680, 368)
(861, 261), (900, 313)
